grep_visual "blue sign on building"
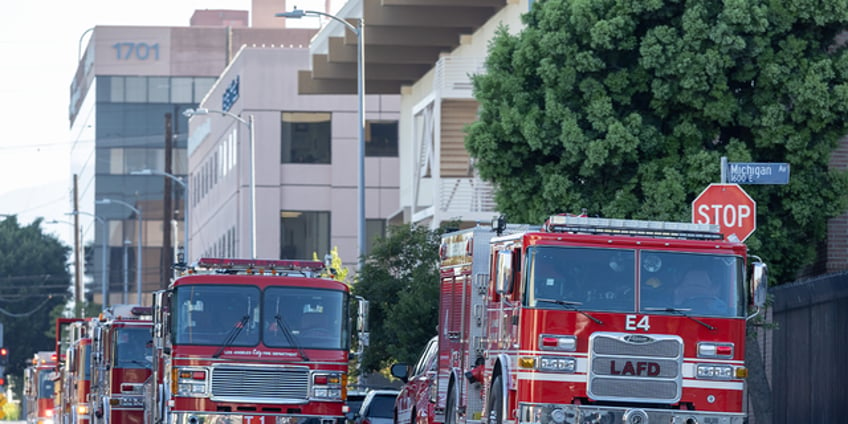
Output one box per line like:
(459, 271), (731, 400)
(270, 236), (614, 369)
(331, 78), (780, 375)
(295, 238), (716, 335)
(222, 75), (240, 112)
(727, 162), (790, 185)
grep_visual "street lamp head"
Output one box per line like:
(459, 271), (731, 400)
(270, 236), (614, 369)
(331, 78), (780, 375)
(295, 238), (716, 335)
(130, 169), (153, 176)
(95, 199), (112, 205)
(183, 108), (210, 118)
(276, 9), (307, 18)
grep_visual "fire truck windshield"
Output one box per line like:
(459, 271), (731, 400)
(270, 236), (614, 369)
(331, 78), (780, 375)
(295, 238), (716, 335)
(526, 246), (745, 317)
(38, 371), (55, 399)
(172, 284), (349, 350)
(115, 327), (153, 369)
(173, 284), (261, 346)
(264, 287), (349, 350)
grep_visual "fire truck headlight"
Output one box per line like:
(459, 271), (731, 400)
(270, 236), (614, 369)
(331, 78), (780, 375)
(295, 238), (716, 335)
(696, 364), (734, 379)
(311, 372), (344, 400)
(539, 356), (576, 373)
(539, 335), (577, 352)
(697, 342), (734, 359)
(177, 382), (208, 396)
(176, 367), (210, 397)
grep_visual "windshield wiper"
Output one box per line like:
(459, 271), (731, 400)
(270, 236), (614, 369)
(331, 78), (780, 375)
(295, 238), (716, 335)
(644, 307), (715, 331)
(275, 313), (310, 361)
(212, 315), (250, 358)
(536, 298), (603, 325)
(274, 297), (309, 361)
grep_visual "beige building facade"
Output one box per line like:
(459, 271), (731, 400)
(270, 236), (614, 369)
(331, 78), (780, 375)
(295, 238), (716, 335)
(187, 47), (400, 269)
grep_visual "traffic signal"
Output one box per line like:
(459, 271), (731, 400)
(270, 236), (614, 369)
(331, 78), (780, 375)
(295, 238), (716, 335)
(0, 347), (7, 365)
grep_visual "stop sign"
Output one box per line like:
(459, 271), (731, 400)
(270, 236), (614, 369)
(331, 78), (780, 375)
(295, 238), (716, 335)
(692, 184), (756, 242)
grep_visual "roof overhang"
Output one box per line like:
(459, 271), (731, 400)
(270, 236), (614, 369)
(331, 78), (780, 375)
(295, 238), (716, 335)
(280, 0), (508, 94)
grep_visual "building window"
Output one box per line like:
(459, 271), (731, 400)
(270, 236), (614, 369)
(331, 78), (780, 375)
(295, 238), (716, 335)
(366, 219), (386, 256)
(125, 76), (147, 103)
(108, 76), (125, 102)
(281, 112), (331, 164)
(366, 121), (398, 157)
(148, 77), (170, 103)
(171, 77), (193, 103)
(280, 211), (330, 260)
(194, 78), (216, 103)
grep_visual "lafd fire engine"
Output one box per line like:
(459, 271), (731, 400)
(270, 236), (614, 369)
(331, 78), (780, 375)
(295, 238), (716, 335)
(392, 215), (767, 424)
(145, 257), (364, 424)
(24, 351), (58, 424)
(54, 318), (93, 424)
(89, 304), (153, 424)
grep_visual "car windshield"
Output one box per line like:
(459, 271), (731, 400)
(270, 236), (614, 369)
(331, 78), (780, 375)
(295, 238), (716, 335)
(525, 246), (745, 317)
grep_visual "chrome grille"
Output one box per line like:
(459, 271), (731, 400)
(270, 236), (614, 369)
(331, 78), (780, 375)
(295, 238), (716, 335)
(588, 333), (683, 404)
(211, 365), (309, 402)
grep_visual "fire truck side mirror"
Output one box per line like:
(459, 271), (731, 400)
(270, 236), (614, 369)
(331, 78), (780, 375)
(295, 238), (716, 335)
(495, 250), (514, 295)
(750, 261), (767, 309)
(356, 297), (369, 333)
(390, 363), (410, 383)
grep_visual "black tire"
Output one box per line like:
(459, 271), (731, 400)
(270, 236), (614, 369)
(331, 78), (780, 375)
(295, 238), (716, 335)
(487, 375), (503, 424)
(445, 385), (458, 424)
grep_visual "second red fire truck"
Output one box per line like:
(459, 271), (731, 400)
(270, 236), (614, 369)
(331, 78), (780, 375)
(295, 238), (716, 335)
(89, 304), (154, 424)
(393, 215), (767, 424)
(145, 257), (364, 424)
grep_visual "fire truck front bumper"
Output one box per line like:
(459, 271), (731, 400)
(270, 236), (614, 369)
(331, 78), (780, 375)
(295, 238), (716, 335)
(170, 411), (344, 424)
(518, 403), (745, 424)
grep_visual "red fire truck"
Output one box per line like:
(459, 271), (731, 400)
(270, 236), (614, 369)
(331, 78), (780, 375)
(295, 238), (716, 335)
(89, 304), (153, 424)
(24, 351), (59, 424)
(392, 215), (767, 424)
(54, 318), (93, 424)
(145, 257), (363, 424)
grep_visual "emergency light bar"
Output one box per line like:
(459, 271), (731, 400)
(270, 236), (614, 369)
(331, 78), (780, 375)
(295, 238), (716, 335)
(546, 215), (724, 241)
(193, 257), (326, 275)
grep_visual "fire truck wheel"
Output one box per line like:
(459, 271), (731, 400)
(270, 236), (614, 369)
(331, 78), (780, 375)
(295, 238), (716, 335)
(445, 385), (458, 424)
(487, 376), (504, 424)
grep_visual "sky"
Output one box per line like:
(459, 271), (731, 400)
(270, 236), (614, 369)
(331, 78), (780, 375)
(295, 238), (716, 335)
(0, 0), (331, 248)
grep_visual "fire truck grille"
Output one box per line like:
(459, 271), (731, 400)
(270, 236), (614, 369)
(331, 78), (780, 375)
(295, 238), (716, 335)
(211, 366), (309, 401)
(587, 333), (683, 404)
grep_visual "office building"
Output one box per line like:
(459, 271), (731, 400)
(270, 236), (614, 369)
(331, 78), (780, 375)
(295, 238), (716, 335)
(69, 3), (319, 305)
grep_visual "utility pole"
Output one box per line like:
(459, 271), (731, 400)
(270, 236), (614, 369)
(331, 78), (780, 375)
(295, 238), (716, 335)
(73, 174), (83, 314)
(162, 113), (173, 289)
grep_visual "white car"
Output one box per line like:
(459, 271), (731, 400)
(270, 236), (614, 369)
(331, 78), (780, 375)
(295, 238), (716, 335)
(355, 389), (400, 424)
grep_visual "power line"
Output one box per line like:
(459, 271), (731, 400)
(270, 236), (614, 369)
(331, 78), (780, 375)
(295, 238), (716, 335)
(0, 295), (62, 317)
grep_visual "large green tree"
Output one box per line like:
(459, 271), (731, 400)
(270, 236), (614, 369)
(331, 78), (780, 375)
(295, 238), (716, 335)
(352, 223), (445, 372)
(467, 0), (848, 283)
(0, 217), (70, 380)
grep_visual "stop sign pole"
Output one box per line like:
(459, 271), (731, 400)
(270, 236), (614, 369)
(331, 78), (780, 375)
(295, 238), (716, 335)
(692, 184), (757, 242)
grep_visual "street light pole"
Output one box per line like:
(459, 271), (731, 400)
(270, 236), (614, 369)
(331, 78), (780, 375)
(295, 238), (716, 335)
(184, 108), (256, 259)
(66, 211), (108, 310)
(96, 198), (143, 304)
(276, 8), (366, 269)
(131, 169), (188, 262)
